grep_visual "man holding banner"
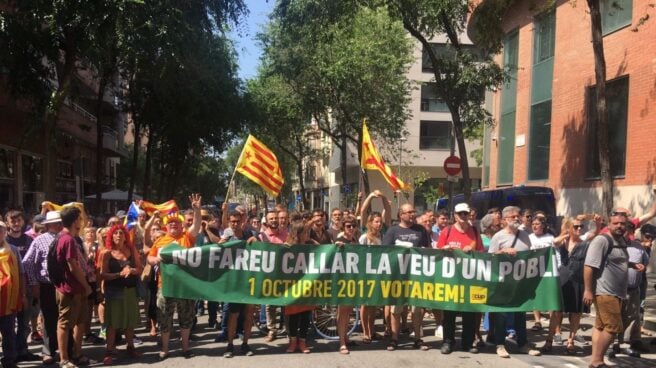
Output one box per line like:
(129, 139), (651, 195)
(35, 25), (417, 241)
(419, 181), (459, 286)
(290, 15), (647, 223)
(382, 203), (430, 351)
(147, 194), (202, 360)
(488, 206), (542, 358)
(437, 203), (484, 355)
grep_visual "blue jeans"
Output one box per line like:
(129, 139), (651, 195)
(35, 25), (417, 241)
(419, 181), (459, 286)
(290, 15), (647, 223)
(0, 314), (17, 364)
(494, 312), (527, 347)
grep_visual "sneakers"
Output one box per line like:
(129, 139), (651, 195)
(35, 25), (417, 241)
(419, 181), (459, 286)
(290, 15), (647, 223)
(132, 337), (143, 345)
(518, 344), (541, 356)
(241, 343), (254, 356)
(496, 345), (510, 358)
(223, 344), (234, 358)
(553, 334), (563, 345)
(440, 342), (453, 354)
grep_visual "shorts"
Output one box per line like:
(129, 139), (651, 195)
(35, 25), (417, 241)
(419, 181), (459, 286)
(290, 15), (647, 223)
(56, 292), (90, 330)
(156, 289), (195, 333)
(593, 295), (623, 334)
(390, 305), (423, 315)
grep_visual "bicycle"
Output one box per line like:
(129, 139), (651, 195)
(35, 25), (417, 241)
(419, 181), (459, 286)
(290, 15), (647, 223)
(312, 304), (360, 340)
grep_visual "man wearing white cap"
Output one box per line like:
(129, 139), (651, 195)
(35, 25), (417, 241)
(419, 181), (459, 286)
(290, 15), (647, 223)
(437, 203), (484, 355)
(22, 211), (63, 365)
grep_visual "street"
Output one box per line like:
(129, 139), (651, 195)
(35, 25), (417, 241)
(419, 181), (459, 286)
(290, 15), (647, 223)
(21, 310), (656, 368)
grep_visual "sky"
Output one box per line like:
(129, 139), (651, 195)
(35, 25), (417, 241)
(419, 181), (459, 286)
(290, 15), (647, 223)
(230, 0), (275, 81)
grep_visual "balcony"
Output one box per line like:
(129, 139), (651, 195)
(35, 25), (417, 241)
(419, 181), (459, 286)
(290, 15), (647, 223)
(102, 126), (128, 158)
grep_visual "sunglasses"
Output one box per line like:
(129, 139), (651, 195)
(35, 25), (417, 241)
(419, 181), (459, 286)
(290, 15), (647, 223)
(610, 211), (628, 217)
(456, 211), (469, 216)
(573, 225), (584, 230)
(344, 224), (355, 229)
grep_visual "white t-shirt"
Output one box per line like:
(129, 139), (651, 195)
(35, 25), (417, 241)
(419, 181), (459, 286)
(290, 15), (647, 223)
(529, 233), (555, 250)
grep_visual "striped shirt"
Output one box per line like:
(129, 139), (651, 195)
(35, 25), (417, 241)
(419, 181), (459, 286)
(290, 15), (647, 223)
(22, 232), (56, 286)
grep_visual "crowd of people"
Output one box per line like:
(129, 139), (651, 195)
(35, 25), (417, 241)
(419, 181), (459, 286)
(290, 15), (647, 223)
(0, 190), (655, 368)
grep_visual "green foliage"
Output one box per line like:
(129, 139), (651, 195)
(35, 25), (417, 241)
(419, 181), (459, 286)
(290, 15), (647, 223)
(262, 1), (414, 151)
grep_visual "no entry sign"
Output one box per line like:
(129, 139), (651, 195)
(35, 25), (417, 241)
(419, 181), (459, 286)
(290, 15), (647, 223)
(444, 155), (461, 176)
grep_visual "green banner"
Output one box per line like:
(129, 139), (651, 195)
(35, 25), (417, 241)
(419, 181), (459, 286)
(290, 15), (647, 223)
(160, 241), (563, 312)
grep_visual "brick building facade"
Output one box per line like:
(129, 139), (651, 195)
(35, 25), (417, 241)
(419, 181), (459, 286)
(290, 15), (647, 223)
(469, 0), (656, 216)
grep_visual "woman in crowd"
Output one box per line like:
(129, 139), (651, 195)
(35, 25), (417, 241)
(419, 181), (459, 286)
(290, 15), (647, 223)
(284, 221), (314, 354)
(334, 216), (358, 354)
(542, 217), (587, 354)
(100, 225), (143, 365)
(528, 217), (555, 331)
(358, 212), (384, 343)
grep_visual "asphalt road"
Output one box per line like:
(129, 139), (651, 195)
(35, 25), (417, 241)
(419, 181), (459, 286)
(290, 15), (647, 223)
(19, 309), (656, 368)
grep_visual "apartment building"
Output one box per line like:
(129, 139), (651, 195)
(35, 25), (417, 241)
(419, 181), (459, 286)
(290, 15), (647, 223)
(0, 71), (127, 214)
(298, 35), (484, 214)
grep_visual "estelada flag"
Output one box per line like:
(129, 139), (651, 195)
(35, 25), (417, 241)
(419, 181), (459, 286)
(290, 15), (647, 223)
(140, 200), (178, 216)
(361, 120), (409, 191)
(235, 135), (284, 197)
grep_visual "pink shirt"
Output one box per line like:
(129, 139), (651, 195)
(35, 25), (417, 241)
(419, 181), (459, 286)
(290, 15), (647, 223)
(260, 228), (288, 244)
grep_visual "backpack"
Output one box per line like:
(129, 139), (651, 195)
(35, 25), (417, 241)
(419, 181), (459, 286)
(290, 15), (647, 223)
(46, 235), (68, 285)
(566, 234), (624, 284)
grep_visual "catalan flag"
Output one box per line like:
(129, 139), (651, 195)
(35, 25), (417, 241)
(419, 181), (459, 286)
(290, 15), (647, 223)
(140, 200), (178, 216)
(235, 135), (284, 196)
(361, 120), (409, 191)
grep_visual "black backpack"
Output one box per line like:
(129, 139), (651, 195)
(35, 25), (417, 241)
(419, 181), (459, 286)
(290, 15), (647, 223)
(566, 234), (624, 284)
(46, 235), (68, 285)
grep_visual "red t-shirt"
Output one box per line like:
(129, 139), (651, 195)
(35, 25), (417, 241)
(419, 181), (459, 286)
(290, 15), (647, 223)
(55, 233), (85, 295)
(436, 225), (484, 252)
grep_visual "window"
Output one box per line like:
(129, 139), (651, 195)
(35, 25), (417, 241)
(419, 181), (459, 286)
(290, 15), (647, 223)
(497, 30), (519, 184)
(528, 10), (555, 181)
(533, 10), (555, 64)
(601, 0), (632, 35)
(419, 121), (451, 150)
(0, 148), (15, 179)
(22, 154), (43, 192)
(422, 43), (482, 72)
(528, 101), (552, 180)
(587, 76), (629, 178)
(420, 83), (449, 112)
(57, 161), (74, 179)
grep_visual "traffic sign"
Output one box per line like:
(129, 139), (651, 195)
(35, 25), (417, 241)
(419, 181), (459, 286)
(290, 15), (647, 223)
(444, 155), (462, 176)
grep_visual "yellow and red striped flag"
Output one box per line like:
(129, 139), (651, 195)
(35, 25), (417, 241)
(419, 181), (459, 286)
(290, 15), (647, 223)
(235, 135), (284, 196)
(140, 200), (179, 216)
(361, 120), (409, 191)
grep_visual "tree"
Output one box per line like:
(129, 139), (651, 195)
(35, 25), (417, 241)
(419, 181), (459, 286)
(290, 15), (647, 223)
(263, 2), (414, 190)
(115, 0), (247, 202)
(587, 0), (613, 215)
(376, 0), (507, 201)
(246, 73), (316, 209)
(0, 0), (129, 199)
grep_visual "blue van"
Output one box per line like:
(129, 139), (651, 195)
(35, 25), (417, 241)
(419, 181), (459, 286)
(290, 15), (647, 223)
(436, 186), (557, 225)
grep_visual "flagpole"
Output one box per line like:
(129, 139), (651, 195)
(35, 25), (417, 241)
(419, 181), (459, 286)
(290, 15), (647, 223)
(225, 135), (250, 202)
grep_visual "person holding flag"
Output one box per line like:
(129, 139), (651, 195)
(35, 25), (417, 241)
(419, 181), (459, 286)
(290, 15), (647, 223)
(147, 194), (202, 360)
